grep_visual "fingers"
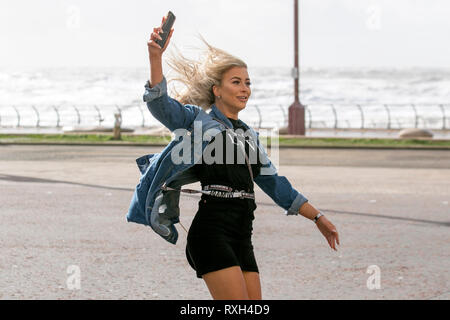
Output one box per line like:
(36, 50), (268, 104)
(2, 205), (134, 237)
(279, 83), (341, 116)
(326, 231), (339, 251)
(153, 27), (163, 37)
(326, 236), (334, 250)
(161, 28), (174, 52)
(329, 236), (337, 251)
(148, 28), (162, 50)
(150, 31), (162, 41)
(318, 218), (339, 251)
(148, 16), (170, 55)
(148, 37), (161, 50)
(327, 222), (339, 250)
(331, 228), (339, 249)
(331, 229), (339, 251)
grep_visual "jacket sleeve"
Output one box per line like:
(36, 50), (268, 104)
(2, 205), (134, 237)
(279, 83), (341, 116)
(253, 136), (308, 216)
(143, 76), (200, 131)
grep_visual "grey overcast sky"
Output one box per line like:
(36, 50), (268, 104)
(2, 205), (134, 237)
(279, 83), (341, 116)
(1, 0), (449, 68)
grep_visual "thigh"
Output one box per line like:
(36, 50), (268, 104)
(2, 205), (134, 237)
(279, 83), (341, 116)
(242, 271), (262, 300)
(187, 236), (241, 278)
(202, 266), (249, 300)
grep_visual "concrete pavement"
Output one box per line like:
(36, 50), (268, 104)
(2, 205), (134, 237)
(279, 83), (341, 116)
(0, 144), (449, 299)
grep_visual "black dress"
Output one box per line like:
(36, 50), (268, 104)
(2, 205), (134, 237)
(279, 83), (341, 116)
(185, 117), (263, 278)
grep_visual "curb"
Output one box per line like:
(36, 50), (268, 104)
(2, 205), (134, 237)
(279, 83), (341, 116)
(1, 141), (449, 150)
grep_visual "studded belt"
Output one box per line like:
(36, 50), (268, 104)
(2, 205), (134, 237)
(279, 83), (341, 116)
(161, 183), (255, 200)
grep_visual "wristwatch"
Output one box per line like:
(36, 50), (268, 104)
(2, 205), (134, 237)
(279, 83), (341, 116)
(313, 212), (324, 223)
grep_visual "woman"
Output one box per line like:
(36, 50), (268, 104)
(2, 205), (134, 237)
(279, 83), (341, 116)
(146, 16), (340, 300)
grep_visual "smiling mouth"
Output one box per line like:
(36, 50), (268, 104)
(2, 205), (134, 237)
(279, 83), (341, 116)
(237, 96), (248, 102)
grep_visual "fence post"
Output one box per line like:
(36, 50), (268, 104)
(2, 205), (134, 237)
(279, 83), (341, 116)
(383, 104), (391, 129)
(278, 104), (287, 127)
(306, 105), (312, 128)
(253, 104), (262, 129)
(357, 104), (364, 129)
(439, 104), (446, 130)
(32, 105), (40, 128)
(330, 104), (338, 129)
(115, 105), (122, 117)
(411, 104), (418, 128)
(72, 106), (81, 125)
(13, 106), (20, 127)
(137, 104), (146, 127)
(113, 113), (122, 140)
(53, 105), (60, 128)
(94, 105), (103, 126)
(115, 104), (123, 130)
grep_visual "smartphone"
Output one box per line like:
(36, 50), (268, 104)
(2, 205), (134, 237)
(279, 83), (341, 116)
(155, 11), (176, 49)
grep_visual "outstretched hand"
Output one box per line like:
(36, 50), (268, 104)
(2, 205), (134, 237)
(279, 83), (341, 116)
(147, 15), (174, 58)
(316, 215), (340, 251)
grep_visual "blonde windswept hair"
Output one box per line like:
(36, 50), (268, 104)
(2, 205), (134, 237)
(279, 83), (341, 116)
(166, 36), (247, 111)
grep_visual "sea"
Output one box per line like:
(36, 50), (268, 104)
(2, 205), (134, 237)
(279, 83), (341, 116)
(0, 66), (449, 137)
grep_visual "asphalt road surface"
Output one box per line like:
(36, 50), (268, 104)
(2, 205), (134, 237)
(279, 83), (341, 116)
(0, 144), (449, 299)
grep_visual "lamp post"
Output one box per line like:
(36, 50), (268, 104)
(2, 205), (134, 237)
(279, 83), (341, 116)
(288, 0), (306, 135)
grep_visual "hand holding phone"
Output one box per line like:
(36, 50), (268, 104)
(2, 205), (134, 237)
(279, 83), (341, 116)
(148, 12), (175, 87)
(148, 12), (176, 57)
(155, 11), (176, 49)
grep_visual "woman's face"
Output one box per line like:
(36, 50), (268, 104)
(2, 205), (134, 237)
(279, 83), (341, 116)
(213, 66), (251, 114)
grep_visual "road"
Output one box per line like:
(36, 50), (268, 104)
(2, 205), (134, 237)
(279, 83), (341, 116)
(0, 144), (449, 299)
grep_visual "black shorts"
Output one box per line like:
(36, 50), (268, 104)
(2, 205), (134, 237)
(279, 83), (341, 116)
(185, 196), (259, 279)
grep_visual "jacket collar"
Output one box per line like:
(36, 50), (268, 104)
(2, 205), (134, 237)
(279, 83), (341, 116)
(209, 104), (248, 129)
(209, 104), (233, 128)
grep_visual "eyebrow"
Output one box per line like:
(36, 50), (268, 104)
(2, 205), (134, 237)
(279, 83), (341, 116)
(230, 76), (251, 81)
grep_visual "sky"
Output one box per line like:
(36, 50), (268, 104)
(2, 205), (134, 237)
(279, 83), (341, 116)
(1, 0), (450, 69)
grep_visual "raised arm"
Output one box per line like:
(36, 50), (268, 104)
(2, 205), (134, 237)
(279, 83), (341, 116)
(148, 15), (172, 87)
(145, 15), (200, 131)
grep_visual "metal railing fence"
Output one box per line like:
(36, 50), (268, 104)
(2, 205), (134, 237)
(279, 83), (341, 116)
(0, 103), (448, 131)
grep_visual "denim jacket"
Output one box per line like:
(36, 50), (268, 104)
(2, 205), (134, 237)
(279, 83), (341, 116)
(126, 76), (308, 244)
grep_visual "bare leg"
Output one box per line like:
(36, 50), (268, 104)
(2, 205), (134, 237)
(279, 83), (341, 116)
(242, 271), (262, 300)
(202, 266), (249, 300)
